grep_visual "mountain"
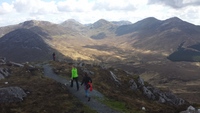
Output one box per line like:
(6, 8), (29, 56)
(115, 17), (161, 36)
(114, 17), (200, 61)
(0, 28), (61, 62)
(87, 19), (117, 39)
(60, 19), (87, 32)
(0, 17), (200, 105)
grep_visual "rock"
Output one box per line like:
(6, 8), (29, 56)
(130, 76), (185, 106)
(188, 105), (195, 110)
(180, 106), (200, 113)
(129, 79), (137, 90)
(110, 71), (120, 84)
(82, 68), (95, 76)
(0, 68), (10, 80)
(0, 57), (6, 64)
(158, 96), (166, 103)
(163, 92), (185, 105)
(142, 86), (155, 100)
(137, 76), (144, 87)
(0, 86), (27, 103)
(79, 62), (85, 67)
(0, 73), (5, 80)
(142, 107), (146, 111)
(7, 61), (24, 67)
(4, 82), (8, 84)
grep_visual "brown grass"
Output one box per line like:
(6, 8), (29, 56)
(50, 61), (188, 113)
(0, 63), (96, 113)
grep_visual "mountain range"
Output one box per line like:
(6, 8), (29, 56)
(1, 17), (200, 62)
(1, 17), (200, 104)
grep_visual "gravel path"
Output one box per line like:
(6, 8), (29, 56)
(43, 64), (121, 113)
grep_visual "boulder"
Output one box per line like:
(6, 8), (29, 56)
(0, 57), (6, 64)
(0, 86), (27, 103)
(110, 71), (120, 85)
(137, 76), (144, 87)
(0, 68), (10, 80)
(129, 79), (137, 90)
(142, 86), (155, 100)
(0, 73), (5, 80)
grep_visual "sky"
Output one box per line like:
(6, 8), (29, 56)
(0, 0), (200, 27)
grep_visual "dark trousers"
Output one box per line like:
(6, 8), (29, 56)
(71, 77), (79, 90)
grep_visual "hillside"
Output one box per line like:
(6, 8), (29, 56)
(0, 28), (66, 63)
(1, 17), (200, 106)
(0, 60), (96, 113)
(0, 59), (192, 113)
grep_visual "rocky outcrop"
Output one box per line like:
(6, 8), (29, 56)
(129, 76), (185, 106)
(180, 105), (200, 113)
(0, 87), (27, 103)
(129, 79), (137, 90)
(110, 71), (121, 85)
(0, 57), (6, 64)
(0, 67), (10, 80)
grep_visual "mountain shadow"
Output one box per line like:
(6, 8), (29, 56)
(167, 43), (200, 62)
(0, 28), (68, 63)
(115, 17), (162, 36)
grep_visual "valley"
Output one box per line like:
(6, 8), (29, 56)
(1, 16), (200, 107)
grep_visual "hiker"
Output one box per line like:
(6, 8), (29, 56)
(52, 52), (55, 61)
(70, 65), (79, 91)
(81, 72), (92, 101)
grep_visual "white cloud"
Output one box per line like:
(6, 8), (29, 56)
(0, 2), (14, 14)
(57, 0), (92, 12)
(92, 0), (136, 11)
(0, 0), (200, 27)
(148, 0), (200, 8)
(13, 0), (58, 14)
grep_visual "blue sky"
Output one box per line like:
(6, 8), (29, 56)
(0, 0), (200, 27)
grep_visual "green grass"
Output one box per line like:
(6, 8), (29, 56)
(96, 97), (144, 113)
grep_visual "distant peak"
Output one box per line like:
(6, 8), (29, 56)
(165, 17), (183, 22)
(142, 17), (160, 22)
(94, 19), (110, 24)
(19, 20), (52, 28)
(64, 19), (80, 23)
(92, 19), (112, 28)
(61, 19), (82, 26)
(20, 20), (39, 26)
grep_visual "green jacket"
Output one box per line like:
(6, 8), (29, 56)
(71, 68), (78, 79)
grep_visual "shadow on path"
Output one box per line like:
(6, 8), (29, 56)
(43, 64), (121, 113)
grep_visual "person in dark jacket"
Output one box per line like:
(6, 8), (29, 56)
(52, 52), (56, 61)
(81, 72), (92, 101)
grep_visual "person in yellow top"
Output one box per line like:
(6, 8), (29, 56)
(70, 65), (79, 91)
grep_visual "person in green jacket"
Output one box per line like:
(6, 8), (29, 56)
(70, 65), (79, 91)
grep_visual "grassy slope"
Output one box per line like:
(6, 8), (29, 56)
(51, 61), (188, 113)
(0, 63), (96, 113)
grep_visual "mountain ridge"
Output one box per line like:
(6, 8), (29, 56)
(1, 16), (200, 107)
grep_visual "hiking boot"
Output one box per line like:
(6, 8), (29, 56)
(88, 97), (90, 101)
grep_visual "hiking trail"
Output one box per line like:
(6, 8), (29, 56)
(43, 64), (121, 113)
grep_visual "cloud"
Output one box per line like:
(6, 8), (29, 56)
(57, 0), (92, 12)
(0, 0), (200, 27)
(0, 2), (14, 14)
(92, 0), (136, 11)
(13, 0), (58, 14)
(148, 0), (200, 9)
